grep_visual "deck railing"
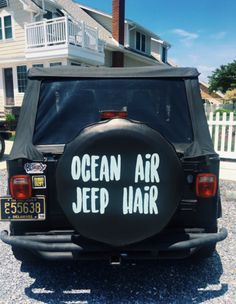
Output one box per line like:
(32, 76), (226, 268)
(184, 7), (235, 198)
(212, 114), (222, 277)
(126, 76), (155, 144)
(25, 16), (104, 53)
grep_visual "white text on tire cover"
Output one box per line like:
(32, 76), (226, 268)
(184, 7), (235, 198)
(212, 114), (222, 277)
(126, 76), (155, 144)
(71, 154), (160, 215)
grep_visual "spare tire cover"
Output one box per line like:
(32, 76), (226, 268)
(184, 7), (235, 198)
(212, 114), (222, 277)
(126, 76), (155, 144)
(56, 119), (184, 246)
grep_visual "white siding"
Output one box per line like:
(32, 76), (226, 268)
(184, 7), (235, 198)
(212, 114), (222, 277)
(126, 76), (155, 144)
(124, 55), (150, 67)
(0, 0), (32, 62)
(104, 50), (112, 67)
(151, 39), (162, 61)
(0, 58), (69, 110)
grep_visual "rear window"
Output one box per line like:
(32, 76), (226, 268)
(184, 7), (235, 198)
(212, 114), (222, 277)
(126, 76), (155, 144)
(33, 78), (193, 145)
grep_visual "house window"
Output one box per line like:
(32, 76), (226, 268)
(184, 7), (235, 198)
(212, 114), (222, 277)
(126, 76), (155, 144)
(141, 35), (146, 52)
(136, 31), (146, 53)
(3, 67), (14, 105)
(17, 65), (28, 93)
(50, 62), (62, 67)
(32, 64), (44, 68)
(0, 15), (12, 40)
(4, 16), (12, 39)
(162, 47), (167, 63)
(43, 10), (53, 20)
(0, 0), (8, 9)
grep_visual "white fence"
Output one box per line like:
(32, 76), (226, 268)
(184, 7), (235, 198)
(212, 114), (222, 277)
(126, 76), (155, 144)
(207, 112), (236, 159)
(204, 103), (235, 115)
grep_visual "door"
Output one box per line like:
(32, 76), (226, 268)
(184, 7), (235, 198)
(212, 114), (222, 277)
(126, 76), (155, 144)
(4, 68), (14, 105)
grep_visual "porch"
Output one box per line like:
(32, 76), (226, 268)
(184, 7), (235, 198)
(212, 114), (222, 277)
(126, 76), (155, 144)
(25, 17), (105, 65)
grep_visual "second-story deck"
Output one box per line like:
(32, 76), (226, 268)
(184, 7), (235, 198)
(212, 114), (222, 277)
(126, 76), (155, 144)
(25, 17), (105, 65)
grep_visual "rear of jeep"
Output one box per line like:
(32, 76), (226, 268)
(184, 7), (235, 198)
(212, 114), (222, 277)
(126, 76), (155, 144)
(0, 66), (227, 262)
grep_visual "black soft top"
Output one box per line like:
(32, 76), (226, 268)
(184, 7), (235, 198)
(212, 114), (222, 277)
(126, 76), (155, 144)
(10, 66), (215, 160)
(28, 65), (199, 79)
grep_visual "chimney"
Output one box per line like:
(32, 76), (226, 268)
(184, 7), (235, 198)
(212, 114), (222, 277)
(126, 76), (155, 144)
(112, 0), (125, 67)
(112, 0), (125, 45)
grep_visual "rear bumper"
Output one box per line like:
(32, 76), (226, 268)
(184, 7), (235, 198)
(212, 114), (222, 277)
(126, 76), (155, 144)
(0, 228), (228, 260)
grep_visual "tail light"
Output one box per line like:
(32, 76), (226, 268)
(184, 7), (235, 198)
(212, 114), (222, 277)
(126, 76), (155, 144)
(196, 173), (217, 198)
(10, 175), (32, 200)
(100, 111), (128, 120)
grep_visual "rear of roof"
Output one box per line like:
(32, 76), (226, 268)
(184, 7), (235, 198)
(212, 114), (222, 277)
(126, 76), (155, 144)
(28, 66), (199, 79)
(79, 4), (165, 42)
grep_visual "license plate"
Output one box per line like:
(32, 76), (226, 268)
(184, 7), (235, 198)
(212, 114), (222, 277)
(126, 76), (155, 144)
(0, 196), (46, 221)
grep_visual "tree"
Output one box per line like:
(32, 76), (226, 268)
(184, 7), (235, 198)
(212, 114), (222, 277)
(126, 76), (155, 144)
(225, 88), (236, 109)
(208, 60), (236, 94)
(225, 88), (236, 100)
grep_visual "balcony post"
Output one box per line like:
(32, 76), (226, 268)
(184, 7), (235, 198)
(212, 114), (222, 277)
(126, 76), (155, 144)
(65, 15), (69, 45)
(43, 20), (47, 47)
(25, 23), (28, 49)
(95, 27), (99, 51)
(81, 21), (85, 47)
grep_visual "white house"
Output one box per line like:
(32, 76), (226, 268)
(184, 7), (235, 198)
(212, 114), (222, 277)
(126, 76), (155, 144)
(0, 0), (170, 114)
(77, 1), (170, 67)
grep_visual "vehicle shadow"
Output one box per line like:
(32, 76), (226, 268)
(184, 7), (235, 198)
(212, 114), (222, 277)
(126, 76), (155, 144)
(22, 252), (227, 304)
(0, 154), (9, 162)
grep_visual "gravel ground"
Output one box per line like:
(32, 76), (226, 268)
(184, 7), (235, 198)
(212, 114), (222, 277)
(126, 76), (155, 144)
(0, 169), (235, 304)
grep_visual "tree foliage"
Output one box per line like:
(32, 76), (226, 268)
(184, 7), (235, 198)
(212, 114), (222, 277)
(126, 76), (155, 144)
(208, 60), (236, 93)
(225, 88), (236, 101)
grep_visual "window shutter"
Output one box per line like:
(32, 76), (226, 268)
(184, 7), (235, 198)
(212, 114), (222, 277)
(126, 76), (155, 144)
(0, 0), (8, 9)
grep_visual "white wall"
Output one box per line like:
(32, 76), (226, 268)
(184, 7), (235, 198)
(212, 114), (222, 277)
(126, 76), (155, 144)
(124, 55), (150, 67)
(0, 0), (32, 64)
(151, 39), (162, 61)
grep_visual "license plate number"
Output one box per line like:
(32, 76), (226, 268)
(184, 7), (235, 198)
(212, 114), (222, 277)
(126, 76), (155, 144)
(0, 196), (46, 221)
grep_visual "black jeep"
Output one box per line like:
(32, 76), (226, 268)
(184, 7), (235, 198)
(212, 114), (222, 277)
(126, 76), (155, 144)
(0, 66), (227, 262)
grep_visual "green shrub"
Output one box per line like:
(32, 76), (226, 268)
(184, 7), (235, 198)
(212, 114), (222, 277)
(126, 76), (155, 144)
(9, 134), (16, 141)
(214, 108), (236, 118)
(5, 113), (16, 123)
(5, 113), (16, 131)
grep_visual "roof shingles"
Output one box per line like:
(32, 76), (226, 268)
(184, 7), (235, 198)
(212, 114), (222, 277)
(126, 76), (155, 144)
(56, 0), (116, 46)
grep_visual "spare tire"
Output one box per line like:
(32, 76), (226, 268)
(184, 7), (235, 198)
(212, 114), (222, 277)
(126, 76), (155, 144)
(56, 119), (184, 246)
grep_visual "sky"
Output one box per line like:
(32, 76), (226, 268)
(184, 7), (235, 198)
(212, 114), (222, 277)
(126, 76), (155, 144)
(76, 0), (236, 83)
